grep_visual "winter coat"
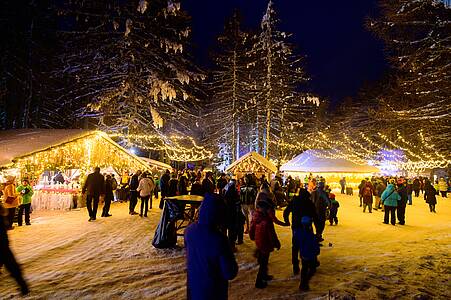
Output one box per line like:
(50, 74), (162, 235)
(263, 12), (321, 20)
(216, 178), (228, 193)
(168, 178), (179, 197)
(104, 178), (114, 201)
(82, 171), (105, 196)
(438, 179), (448, 192)
(138, 177), (155, 197)
(375, 182), (386, 197)
(2, 183), (19, 208)
(283, 189), (318, 229)
(397, 185), (408, 207)
(129, 174), (140, 191)
(224, 183), (243, 230)
(249, 207), (280, 254)
(381, 184), (400, 207)
(159, 173), (171, 197)
(329, 199), (340, 215)
(240, 185), (257, 206)
(178, 178), (188, 196)
(310, 189), (330, 219)
(184, 194), (238, 300)
(362, 182), (373, 204)
(190, 182), (203, 196)
(294, 226), (320, 261)
(16, 184), (34, 205)
(201, 178), (215, 195)
(412, 179), (420, 191)
(424, 184), (437, 205)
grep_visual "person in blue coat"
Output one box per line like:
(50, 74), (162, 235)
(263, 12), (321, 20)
(381, 183), (400, 225)
(184, 193), (238, 300)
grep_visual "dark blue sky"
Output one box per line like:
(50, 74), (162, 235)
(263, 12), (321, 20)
(183, 0), (389, 105)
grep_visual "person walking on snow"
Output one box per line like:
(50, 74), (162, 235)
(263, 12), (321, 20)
(128, 170), (141, 215)
(159, 169), (171, 209)
(82, 167), (105, 221)
(381, 182), (400, 225)
(2, 176), (19, 230)
(283, 188), (319, 276)
(438, 177), (448, 198)
(101, 174), (114, 217)
(424, 180), (437, 213)
(310, 181), (330, 242)
(137, 172), (155, 217)
(362, 181), (374, 213)
(396, 179), (408, 225)
(339, 177), (346, 194)
(16, 179), (33, 226)
(328, 193), (339, 225)
(184, 194), (238, 300)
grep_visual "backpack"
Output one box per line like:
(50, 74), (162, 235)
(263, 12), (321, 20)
(363, 186), (372, 197)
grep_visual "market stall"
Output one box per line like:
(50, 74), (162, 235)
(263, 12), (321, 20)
(280, 150), (380, 190)
(226, 151), (277, 180)
(0, 129), (152, 211)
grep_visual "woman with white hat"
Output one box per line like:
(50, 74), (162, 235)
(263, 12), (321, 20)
(2, 176), (19, 230)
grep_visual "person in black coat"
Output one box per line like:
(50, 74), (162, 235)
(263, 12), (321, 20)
(397, 181), (408, 225)
(168, 174), (179, 197)
(178, 176), (188, 195)
(190, 178), (203, 196)
(0, 205), (29, 296)
(201, 172), (215, 195)
(310, 182), (330, 242)
(82, 167), (105, 221)
(102, 175), (114, 217)
(159, 170), (171, 209)
(216, 173), (228, 196)
(284, 188), (319, 275)
(184, 193), (238, 300)
(224, 179), (244, 249)
(424, 181), (437, 212)
(128, 170), (141, 215)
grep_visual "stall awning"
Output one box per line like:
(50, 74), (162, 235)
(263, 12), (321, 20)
(226, 151), (277, 174)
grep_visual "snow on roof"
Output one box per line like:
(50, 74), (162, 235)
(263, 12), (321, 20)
(138, 157), (172, 171)
(0, 129), (96, 167)
(280, 150), (380, 173)
(226, 151), (277, 174)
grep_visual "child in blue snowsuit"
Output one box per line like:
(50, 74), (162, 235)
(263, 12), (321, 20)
(328, 193), (340, 225)
(294, 216), (320, 291)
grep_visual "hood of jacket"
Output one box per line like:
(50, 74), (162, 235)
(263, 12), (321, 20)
(385, 184), (395, 193)
(198, 193), (225, 226)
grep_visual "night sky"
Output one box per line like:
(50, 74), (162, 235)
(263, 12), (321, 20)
(183, 0), (389, 105)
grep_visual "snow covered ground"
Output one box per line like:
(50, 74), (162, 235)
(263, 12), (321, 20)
(1, 193), (450, 299)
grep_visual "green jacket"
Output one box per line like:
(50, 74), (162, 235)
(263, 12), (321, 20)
(381, 184), (400, 207)
(16, 184), (34, 204)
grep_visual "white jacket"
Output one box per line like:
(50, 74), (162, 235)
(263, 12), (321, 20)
(138, 178), (155, 197)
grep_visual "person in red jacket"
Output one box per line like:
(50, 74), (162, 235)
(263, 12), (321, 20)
(250, 196), (288, 289)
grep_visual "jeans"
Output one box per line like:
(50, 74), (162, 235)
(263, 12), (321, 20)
(429, 204), (436, 212)
(384, 206), (396, 225)
(140, 195), (150, 216)
(291, 228), (301, 267)
(129, 191), (138, 213)
(397, 205), (406, 224)
(363, 203), (372, 213)
(102, 195), (112, 216)
(340, 186), (345, 194)
(86, 194), (99, 219)
(440, 191), (447, 197)
(407, 195), (412, 205)
(18, 203), (31, 225)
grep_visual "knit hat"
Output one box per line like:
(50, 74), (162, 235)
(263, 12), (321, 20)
(329, 193), (336, 199)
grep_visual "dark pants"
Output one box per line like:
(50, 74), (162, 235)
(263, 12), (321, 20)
(363, 203), (372, 213)
(397, 205), (406, 224)
(140, 195), (150, 216)
(86, 194), (99, 219)
(256, 250), (270, 285)
(329, 212), (338, 225)
(340, 186), (345, 194)
(6, 208), (16, 228)
(0, 242), (28, 293)
(440, 191), (447, 197)
(429, 204), (436, 212)
(300, 258), (317, 289)
(227, 227), (237, 248)
(18, 204), (31, 225)
(414, 190), (420, 197)
(237, 222), (244, 243)
(384, 206), (396, 225)
(316, 216), (326, 240)
(292, 229), (300, 267)
(129, 191), (138, 213)
(359, 196), (363, 206)
(102, 195), (112, 217)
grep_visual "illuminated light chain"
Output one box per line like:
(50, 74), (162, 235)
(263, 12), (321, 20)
(109, 133), (213, 162)
(13, 132), (150, 180)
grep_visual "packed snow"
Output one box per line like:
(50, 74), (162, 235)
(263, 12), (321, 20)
(1, 193), (450, 299)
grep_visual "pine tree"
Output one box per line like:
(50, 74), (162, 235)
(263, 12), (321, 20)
(207, 11), (253, 165)
(369, 0), (451, 151)
(54, 0), (204, 138)
(251, 0), (310, 160)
